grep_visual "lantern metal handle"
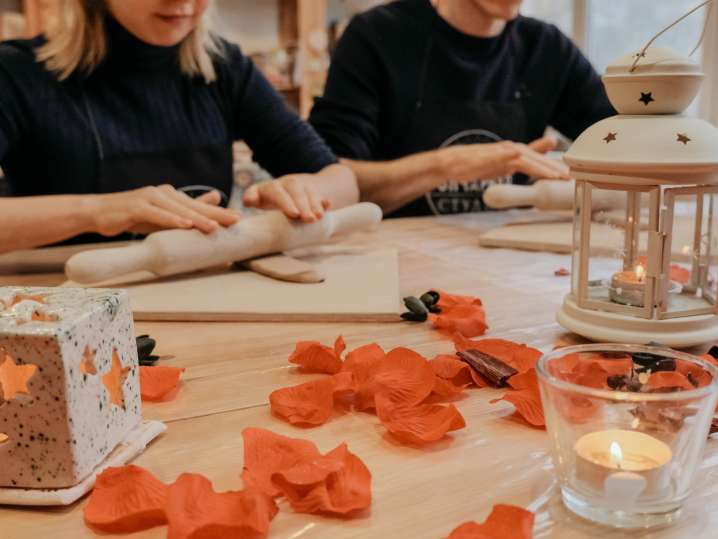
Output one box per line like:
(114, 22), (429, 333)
(630, 0), (714, 72)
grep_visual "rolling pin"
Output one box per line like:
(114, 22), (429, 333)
(65, 202), (383, 284)
(483, 180), (625, 211)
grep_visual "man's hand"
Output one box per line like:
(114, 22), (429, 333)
(242, 175), (331, 223)
(438, 135), (570, 184)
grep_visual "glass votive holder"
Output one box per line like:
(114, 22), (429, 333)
(537, 344), (718, 529)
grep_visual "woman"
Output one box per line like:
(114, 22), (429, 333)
(0, 0), (358, 252)
(310, 0), (614, 216)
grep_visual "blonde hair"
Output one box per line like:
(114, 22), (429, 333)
(37, 0), (220, 83)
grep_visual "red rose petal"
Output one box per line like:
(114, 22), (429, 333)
(240, 427), (321, 498)
(84, 465), (168, 534)
(139, 365), (185, 402)
(445, 504), (534, 539)
(165, 473), (277, 539)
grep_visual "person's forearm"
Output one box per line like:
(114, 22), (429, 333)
(341, 151), (448, 214)
(0, 195), (98, 253)
(308, 163), (360, 209)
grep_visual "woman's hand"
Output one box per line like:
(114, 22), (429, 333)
(242, 175), (331, 223)
(438, 135), (570, 184)
(91, 184), (240, 237)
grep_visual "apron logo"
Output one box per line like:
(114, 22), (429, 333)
(425, 129), (512, 216)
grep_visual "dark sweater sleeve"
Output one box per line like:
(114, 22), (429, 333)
(547, 26), (615, 140)
(0, 47), (26, 162)
(308, 16), (385, 160)
(223, 43), (337, 177)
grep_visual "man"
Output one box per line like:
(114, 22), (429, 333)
(310, 0), (615, 217)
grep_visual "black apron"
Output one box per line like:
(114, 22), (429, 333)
(388, 12), (533, 218)
(61, 92), (234, 245)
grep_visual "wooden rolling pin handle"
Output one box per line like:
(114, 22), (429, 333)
(483, 184), (546, 209)
(326, 202), (383, 237)
(65, 243), (156, 284)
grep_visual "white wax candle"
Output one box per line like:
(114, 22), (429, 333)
(574, 429), (672, 501)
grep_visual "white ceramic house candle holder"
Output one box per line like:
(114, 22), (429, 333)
(0, 287), (165, 506)
(557, 46), (718, 347)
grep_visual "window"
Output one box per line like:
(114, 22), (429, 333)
(522, 0), (715, 119)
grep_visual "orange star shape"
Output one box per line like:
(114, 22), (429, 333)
(0, 354), (38, 400)
(102, 350), (130, 409)
(80, 346), (98, 375)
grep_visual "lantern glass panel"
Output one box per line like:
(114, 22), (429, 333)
(659, 188), (718, 318)
(579, 185), (655, 319)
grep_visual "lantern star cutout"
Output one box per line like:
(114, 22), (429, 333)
(677, 133), (691, 145)
(80, 346), (98, 375)
(603, 132), (617, 143)
(102, 350), (130, 409)
(639, 92), (655, 106)
(0, 354), (38, 400)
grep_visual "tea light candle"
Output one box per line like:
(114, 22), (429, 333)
(610, 265), (646, 307)
(574, 429), (672, 505)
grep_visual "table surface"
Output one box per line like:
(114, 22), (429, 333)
(2, 212), (718, 539)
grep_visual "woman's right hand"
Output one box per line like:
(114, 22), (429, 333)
(90, 184), (240, 237)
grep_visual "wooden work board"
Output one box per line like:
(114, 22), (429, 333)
(66, 248), (402, 322)
(479, 215), (697, 262)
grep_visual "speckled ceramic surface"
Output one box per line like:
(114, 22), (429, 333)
(0, 287), (142, 489)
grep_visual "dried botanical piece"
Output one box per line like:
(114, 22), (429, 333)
(457, 349), (517, 388)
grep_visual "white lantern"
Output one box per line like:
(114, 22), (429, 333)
(558, 46), (718, 347)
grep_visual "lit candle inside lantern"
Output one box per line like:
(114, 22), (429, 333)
(610, 264), (646, 307)
(574, 430), (672, 505)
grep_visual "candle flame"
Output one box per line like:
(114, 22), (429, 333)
(635, 264), (645, 282)
(610, 441), (624, 470)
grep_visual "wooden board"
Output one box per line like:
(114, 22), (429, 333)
(479, 219), (696, 262)
(68, 248), (402, 322)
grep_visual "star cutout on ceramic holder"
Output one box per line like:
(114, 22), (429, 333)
(603, 132), (617, 143)
(0, 353), (38, 400)
(639, 92), (655, 106)
(102, 350), (130, 409)
(677, 133), (691, 145)
(80, 346), (98, 375)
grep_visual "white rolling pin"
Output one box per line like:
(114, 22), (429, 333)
(65, 202), (383, 285)
(483, 180), (625, 211)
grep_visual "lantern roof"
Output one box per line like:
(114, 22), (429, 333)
(565, 47), (718, 185)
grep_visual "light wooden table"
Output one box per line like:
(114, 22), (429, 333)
(2, 213), (718, 539)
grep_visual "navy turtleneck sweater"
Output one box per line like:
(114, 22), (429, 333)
(0, 17), (336, 197)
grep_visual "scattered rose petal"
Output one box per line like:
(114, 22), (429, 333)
(430, 355), (474, 386)
(554, 267), (570, 277)
(430, 304), (488, 338)
(445, 504), (534, 539)
(493, 369), (545, 428)
(139, 365), (185, 402)
(84, 465), (168, 534)
(373, 347), (435, 408)
(436, 291), (483, 309)
(270, 375), (340, 426)
(341, 343), (385, 411)
(241, 428), (321, 498)
(271, 443), (372, 516)
(165, 473), (277, 539)
(377, 402), (466, 445)
(647, 371), (695, 391)
(431, 376), (466, 399)
(288, 336), (345, 374)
